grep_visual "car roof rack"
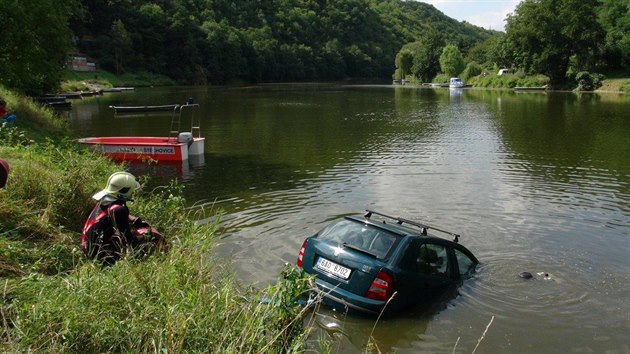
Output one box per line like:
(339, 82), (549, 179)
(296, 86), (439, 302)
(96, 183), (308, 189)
(364, 209), (460, 243)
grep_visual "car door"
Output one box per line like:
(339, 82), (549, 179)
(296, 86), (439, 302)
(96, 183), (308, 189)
(452, 246), (478, 278)
(394, 238), (457, 308)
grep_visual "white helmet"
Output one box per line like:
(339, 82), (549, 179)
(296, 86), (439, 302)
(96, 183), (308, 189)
(92, 172), (141, 201)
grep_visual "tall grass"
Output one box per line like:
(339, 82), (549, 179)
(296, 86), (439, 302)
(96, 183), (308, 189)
(468, 73), (549, 88)
(3, 228), (314, 353)
(62, 69), (175, 89)
(0, 88), (314, 352)
(0, 86), (68, 142)
(0, 139), (119, 277)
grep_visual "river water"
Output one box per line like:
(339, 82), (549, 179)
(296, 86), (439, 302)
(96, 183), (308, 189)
(69, 84), (630, 353)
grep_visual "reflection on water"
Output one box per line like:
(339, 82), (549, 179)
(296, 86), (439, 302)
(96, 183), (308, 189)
(123, 153), (206, 183)
(68, 85), (630, 353)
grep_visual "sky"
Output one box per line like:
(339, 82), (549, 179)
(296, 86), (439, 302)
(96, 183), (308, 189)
(420, 0), (521, 32)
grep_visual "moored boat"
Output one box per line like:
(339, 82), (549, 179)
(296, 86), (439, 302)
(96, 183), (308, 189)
(109, 104), (180, 114)
(102, 87), (135, 93)
(77, 135), (204, 162)
(449, 77), (465, 88)
(35, 96), (72, 109)
(78, 103), (204, 162)
(57, 92), (83, 99)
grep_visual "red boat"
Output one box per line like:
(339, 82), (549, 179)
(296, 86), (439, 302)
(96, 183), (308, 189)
(77, 135), (205, 162)
(78, 103), (204, 162)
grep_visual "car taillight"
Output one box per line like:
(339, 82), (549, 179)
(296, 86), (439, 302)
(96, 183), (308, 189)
(296, 240), (307, 268)
(365, 271), (393, 301)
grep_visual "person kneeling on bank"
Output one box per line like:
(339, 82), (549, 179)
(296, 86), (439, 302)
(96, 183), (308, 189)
(0, 100), (17, 123)
(81, 171), (166, 264)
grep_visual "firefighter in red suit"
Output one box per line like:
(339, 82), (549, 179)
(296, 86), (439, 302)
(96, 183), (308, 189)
(82, 171), (164, 264)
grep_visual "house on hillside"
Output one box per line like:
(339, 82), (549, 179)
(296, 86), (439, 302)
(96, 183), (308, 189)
(66, 54), (96, 72)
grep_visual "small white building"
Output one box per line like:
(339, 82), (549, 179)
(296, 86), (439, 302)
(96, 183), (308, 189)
(67, 55), (96, 72)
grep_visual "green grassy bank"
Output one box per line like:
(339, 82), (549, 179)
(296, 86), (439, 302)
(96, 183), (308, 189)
(61, 70), (176, 92)
(64, 68), (630, 94)
(466, 71), (630, 92)
(597, 78), (630, 93)
(0, 86), (314, 353)
(467, 73), (549, 88)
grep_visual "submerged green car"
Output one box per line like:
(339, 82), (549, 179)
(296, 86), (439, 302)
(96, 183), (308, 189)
(297, 210), (478, 316)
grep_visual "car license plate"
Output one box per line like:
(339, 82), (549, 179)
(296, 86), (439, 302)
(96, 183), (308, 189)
(316, 257), (351, 279)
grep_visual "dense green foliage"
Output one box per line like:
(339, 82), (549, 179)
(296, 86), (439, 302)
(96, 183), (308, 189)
(439, 44), (465, 78)
(468, 72), (549, 88)
(503, 0), (605, 84)
(394, 0), (628, 88)
(405, 29), (445, 82)
(394, 50), (413, 80)
(598, 0), (630, 69)
(0, 88), (315, 352)
(2, 0), (626, 93)
(67, 0), (495, 85)
(574, 71), (605, 91)
(461, 61), (483, 82)
(0, 0), (79, 95)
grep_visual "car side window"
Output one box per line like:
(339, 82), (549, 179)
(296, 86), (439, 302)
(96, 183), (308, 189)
(398, 239), (422, 271)
(417, 243), (449, 277)
(454, 249), (476, 276)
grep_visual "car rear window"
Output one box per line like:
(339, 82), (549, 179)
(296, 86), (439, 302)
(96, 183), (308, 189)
(317, 219), (399, 259)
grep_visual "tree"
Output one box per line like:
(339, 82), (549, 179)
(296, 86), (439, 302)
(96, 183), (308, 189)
(504, 0), (605, 84)
(69, 0), (497, 84)
(111, 20), (132, 75)
(318, 39), (346, 80)
(402, 29), (444, 83)
(394, 49), (413, 79)
(466, 34), (511, 68)
(0, 0), (78, 95)
(132, 3), (169, 73)
(461, 61), (482, 81)
(439, 44), (465, 77)
(598, 0), (630, 69)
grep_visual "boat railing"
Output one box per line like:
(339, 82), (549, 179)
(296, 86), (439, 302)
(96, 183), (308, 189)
(169, 103), (201, 140)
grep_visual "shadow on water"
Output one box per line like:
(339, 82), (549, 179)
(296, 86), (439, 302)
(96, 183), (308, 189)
(122, 153), (206, 184)
(306, 286), (463, 353)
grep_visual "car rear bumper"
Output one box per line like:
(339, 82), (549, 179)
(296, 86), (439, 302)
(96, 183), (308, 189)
(314, 278), (386, 316)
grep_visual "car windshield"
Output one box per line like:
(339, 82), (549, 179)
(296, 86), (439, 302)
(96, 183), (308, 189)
(317, 219), (399, 259)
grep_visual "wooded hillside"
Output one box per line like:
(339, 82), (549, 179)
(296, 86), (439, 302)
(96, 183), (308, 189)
(70, 0), (497, 84)
(6, 0), (624, 94)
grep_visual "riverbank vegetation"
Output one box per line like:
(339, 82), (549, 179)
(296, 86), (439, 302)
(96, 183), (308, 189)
(61, 70), (176, 92)
(1, 0), (496, 96)
(2, 1), (626, 95)
(467, 72), (549, 89)
(394, 0), (629, 90)
(0, 88), (315, 352)
(597, 68), (630, 93)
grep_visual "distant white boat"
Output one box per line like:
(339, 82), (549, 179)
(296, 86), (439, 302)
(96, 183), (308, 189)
(449, 77), (464, 88)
